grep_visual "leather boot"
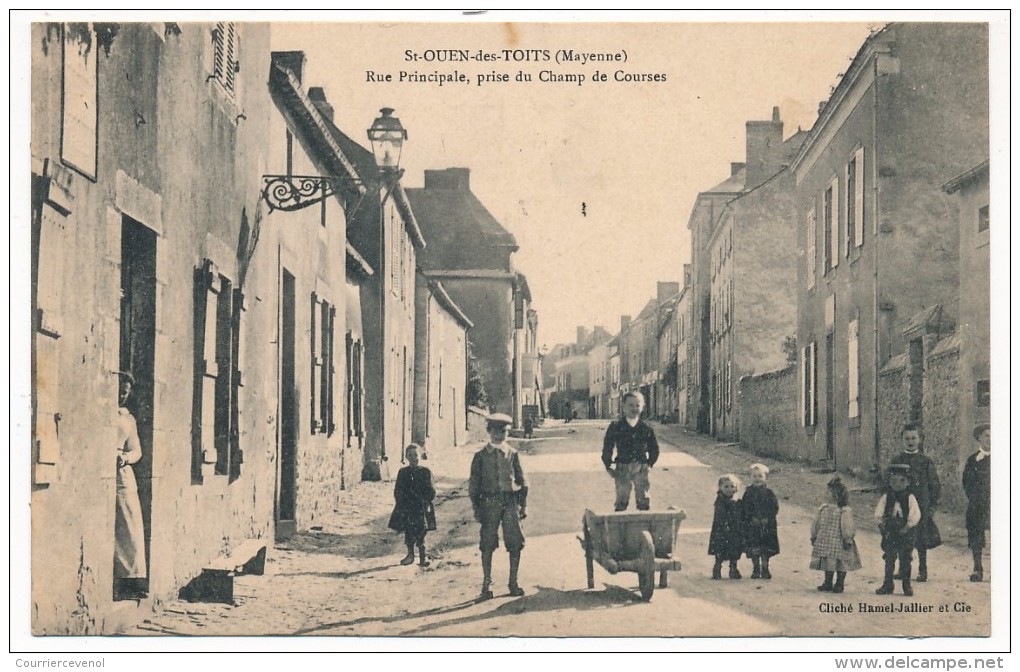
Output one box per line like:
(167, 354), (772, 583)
(400, 544), (415, 566)
(417, 544), (430, 567)
(750, 556), (761, 579)
(761, 557), (772, 580)
(508, 551), (524, 596)
(479, 551), (494, 600)
(876, 561), (895, 595)
(817, 571), (834, 592)
(832, 571), (846, 593)
(902, 577), (913, 596)
(711, 559), (722, 580)
(970, 549), (984, 582)
(916, 549), (927, 582)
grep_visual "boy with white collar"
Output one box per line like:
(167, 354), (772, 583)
(469, 413), (529, 599)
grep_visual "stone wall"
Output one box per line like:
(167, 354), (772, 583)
(738, 367), (805, 461)
(878, 338), (966, 511)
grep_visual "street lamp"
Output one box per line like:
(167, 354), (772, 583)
(367, 107), (407, 177)
(262, 108), (407, 215)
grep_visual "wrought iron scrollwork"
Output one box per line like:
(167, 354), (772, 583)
(262, 174), (361, 213)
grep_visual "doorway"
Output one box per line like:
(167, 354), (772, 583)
(116, 216), (156, 599)
(276, 269), (297, 541)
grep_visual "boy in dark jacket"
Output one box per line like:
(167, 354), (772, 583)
(601, 391), (660, 511)
(963, 423), (991, 581)
(388, 444), (436, 567)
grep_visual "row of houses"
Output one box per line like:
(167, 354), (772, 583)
(565, 24), (990, 512)
(689, 23), (989, 513)
(30, 22), (541, 634)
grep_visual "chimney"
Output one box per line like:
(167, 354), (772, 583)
(745, 106), (784, 188)
(271, 51), (306, 83)
(424, 167), (471, 190)
(576, 326), (589, 346)
(657, 281), (680, 303)
(306, 87), (334, 122)
(730, 162), (745, 177)
(621, 315), (631, 332)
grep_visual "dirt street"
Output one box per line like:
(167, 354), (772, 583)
(126, 420), (991, 638)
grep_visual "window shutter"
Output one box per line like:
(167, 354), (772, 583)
(806, 207), (816, 289)
(346, 332), (355, 438)
(310, 292), (320, 434)
(230, 287), (246, 479)
(224, 23), (237, 92)
(808, 342), (817, 427)
(212, 23), (225, 83)
(829, 178), (839, 269)
(36, 204), (66, 337)
(800, 346), (807, 427)
(848, 318), (860, 418)
(326, 303), (336, 436)
(193, 261), (220, 478)
(845, 159), (854, 258)
(214, 276), (233, 476)
(854, 147), (865, 247)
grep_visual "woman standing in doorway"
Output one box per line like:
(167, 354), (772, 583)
(114, 372), (147, 599)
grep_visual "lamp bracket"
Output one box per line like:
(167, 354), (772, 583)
(261, 174), (364, 214)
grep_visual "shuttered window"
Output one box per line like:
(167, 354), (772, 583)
(211, 22), (239, 95)
(806, 206), (816, 289)
(847, 147), (865, 250)
(801, 342), (817, 427)
(848, 318), (860, 419)
(193, 260), (244, 481)
(310, 293), (336, 436)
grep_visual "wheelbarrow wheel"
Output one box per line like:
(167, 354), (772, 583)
(584, 522), (595, 589)
(638, 530), (655, 601)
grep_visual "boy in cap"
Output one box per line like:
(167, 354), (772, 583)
(892, 423), (942, 582)
(469, 412), (529, 599)
(874, 463), (921, 596)
(962, 423), (991, 581)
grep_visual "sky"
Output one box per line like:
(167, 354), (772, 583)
(272, 18), (875, 347)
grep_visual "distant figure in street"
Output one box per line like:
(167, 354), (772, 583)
(893, 423), (942, 582)
(114, 372), (147, 600)
(388, 444), (436, 567)
(963, 423), (991, 582)
(742, 463), (780, 580)
(810, 476), (861, 593)
(601, 391), (660, 511)
(874, 463), (921, 596)
(708, 473), (744, 580)
(523, 415), (534, 439)
(469, 413), (529, 599)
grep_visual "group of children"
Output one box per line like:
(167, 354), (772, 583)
(708, 421), (990, 595)
(385, 400), (991, 603)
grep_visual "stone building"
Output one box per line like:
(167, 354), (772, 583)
(675, 270), (694, 429)
(30, 25), (358, 633)
(405, 168), (531, 425)
(329, 105), (426, 480)
(793, 23), (988, 475)
(619, 282), (679, 415)
(686, 166), (745, 433)
(411, 275), (472, 454)
(706, 110), (806, 441)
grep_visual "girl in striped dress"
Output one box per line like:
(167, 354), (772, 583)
(810, 476), (861, 593)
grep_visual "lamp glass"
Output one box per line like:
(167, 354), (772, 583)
(367, 108), (406, 171)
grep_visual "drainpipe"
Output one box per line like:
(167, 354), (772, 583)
(871, 54), (882, 473)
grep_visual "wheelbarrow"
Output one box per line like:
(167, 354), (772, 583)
(579, 508), (687, 601)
